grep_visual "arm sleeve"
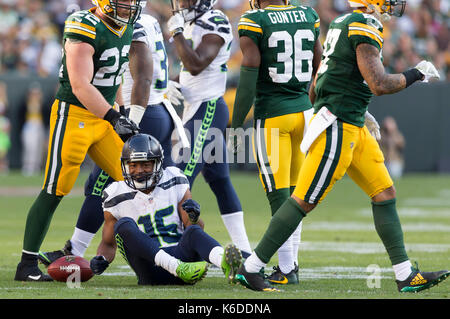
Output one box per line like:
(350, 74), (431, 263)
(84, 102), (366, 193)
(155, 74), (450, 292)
(231, 66), (259, 129)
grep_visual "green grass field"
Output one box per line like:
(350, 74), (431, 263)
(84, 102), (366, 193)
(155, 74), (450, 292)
(1, 170), (449, 301)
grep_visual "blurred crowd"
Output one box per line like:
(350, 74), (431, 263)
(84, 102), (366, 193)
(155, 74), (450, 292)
(0, 0), (448, 79)
(0, 0), (447, 174)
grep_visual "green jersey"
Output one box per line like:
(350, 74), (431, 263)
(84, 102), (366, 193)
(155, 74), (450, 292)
(55, 8), (134, 108)
(314, 10), (384, 127)
(238, 4), (320, 120)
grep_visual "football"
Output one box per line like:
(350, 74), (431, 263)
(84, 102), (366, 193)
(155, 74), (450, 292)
(47, 255), (93, 283)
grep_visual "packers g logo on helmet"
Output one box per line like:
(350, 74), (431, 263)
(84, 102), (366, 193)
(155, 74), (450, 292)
(92, 0), (142, 26)
(348, 0), (406, 17)
(249, 0), (290, 9)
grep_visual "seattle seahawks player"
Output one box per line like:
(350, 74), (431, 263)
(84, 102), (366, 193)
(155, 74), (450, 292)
(15, 0), (141, 282)
(38, 2), (189, 266)
(236, 0), (450, 292)
(90, 134), (242, 285)
(167, 0), (252, 258)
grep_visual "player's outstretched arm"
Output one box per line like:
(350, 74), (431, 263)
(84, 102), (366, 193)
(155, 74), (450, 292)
(96, 212), (118, 264)
(356, 43), (422, 96)
(65, 39), (115, 118)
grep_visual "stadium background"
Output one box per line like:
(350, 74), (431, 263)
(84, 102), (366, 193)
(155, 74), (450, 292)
(0, 0), (449, 174)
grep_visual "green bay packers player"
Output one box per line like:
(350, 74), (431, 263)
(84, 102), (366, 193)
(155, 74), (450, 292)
(229, 0), (322, 285)
(14, 0), (141, 281)
(236, 0), (450, 292)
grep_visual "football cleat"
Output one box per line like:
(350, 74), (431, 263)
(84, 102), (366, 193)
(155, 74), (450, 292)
(267, 264), (299, 285)
(176, 261), (209, 284)
(221, 244), (243, 284)
(38, 240), (73, 267)
(235, 265), (280, 292)
(396, 264), (450, 293)
(14, 262), (53, 282)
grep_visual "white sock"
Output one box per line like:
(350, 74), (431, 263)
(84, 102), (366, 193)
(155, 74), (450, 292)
(154, 250), (180, 276)
(208, 246), (224, 268)
(393, 260), (413, 281)
(244, 252), (266, 273)
(291, 221), (302, 264)
(70, 228), (95, 257)
(277, 235), (294, 274)
(221, 211), (252, 254)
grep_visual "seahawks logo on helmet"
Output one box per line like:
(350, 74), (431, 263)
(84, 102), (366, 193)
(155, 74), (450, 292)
(171, 0), (218, 22)
(92, 0), (143, 26)
(121, 134), (164, 192)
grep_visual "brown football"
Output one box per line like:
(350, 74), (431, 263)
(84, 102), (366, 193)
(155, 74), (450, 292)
(47, 255), (93, 283)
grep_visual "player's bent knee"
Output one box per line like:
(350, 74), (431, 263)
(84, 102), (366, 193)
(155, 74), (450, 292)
(114, 217), (136, 235)
(291, 195), (316, 214)
(372, 186), (396, 202)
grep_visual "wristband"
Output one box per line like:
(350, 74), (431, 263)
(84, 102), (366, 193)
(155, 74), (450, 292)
(103, 108), (121, 125)
(402, 68), (423, 88)
(172, 27), (184, 37)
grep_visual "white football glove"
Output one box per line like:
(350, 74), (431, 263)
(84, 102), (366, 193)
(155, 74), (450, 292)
(167, 81), (184, 107)
(128, 104), (146, 126)
(227, 130), (244, 154)
(167, 13), (185, 36)
(364, 111), (381, 141)
(414, 60), (440, 83)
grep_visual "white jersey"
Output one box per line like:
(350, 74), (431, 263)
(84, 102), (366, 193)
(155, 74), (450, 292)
(179, 10), (233, 123)
(122, 14), (168, 106)
(102, 167), (190, 248)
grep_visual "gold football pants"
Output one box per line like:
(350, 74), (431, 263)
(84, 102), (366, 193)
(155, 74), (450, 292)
(42, 99), (124, 196)
(252, 112), (307, 193)
(293, 119), (393, 204)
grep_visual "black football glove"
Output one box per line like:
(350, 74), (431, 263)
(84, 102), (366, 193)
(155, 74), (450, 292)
(104, 108), (139, 142)
(90, 255), (109, 275)
(182, 199), (201, 223)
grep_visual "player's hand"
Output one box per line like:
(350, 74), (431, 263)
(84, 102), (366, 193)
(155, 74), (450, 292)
(128, 104), (146, 125)
(182, 199), (201, 223)
(167, 13), (185, 37)
(90, 255), (109, 275)
(414, 60), (440, 83)
(364, 111), (381, 141)
(104, 108), (140, 142)
(227, 130), (243, 154)
(167, 81), (184, 107)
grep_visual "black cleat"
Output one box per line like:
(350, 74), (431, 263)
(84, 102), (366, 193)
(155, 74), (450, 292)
(397, 264), (450, 293)
(38, 240), (72, 267)
(235, 265), (279, 292)
(267, 264), (299, 285)
(14, 262), (53, 282)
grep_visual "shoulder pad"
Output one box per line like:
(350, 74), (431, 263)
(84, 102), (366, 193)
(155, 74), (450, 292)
(195, 9), (231, 34)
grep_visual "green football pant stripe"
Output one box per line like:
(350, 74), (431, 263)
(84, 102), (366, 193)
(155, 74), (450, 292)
(184, 99), (217, 177)
(254, 119), (276, 193)
(44, 100), (69, 195)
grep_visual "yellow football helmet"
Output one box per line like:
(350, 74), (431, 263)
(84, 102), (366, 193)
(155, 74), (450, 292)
(249, 0), (290, 10)
(92, 0), (142, 26)
(348, 0), (406, 17)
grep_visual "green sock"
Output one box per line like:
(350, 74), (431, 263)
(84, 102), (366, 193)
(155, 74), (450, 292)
(22, 190), (63, 254)
(254, 197), (306, 263)
(267, 188), (290, 216)
(372, 198), (409, 265)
